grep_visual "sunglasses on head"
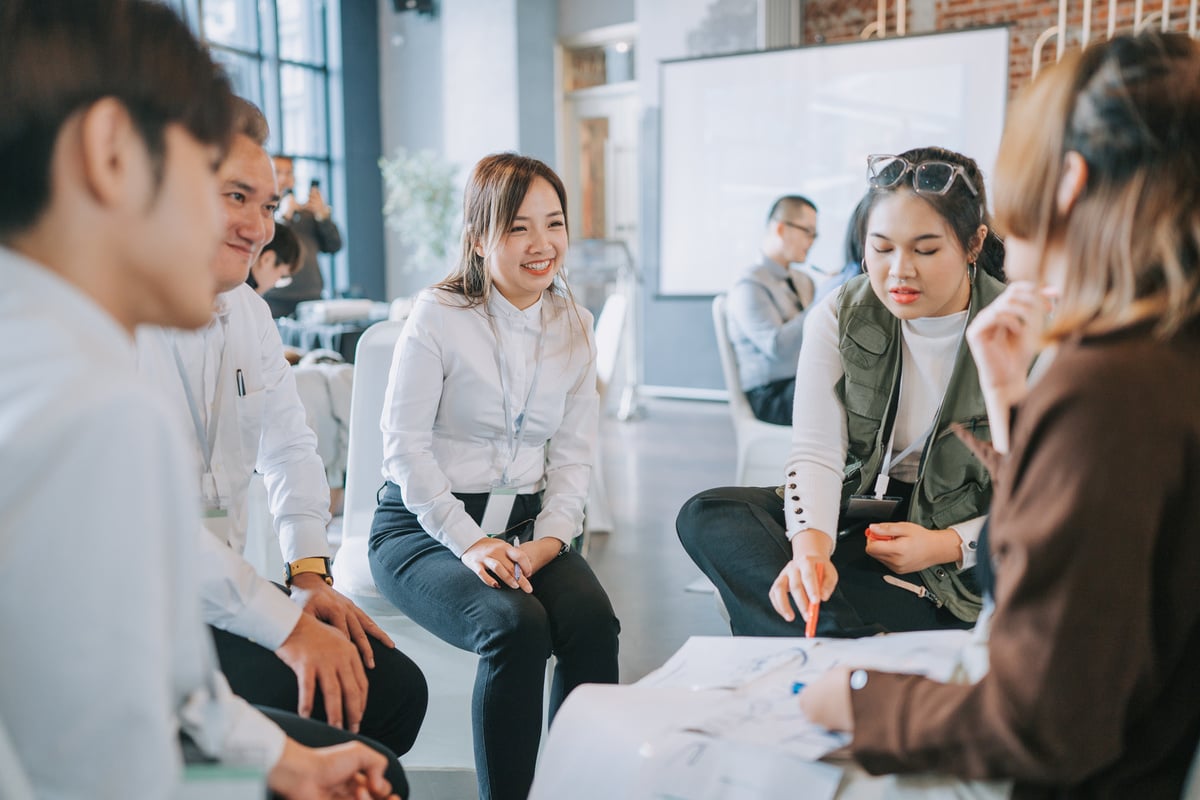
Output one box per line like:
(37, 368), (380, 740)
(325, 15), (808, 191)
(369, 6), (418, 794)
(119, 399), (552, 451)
(867, 154), (979, 197)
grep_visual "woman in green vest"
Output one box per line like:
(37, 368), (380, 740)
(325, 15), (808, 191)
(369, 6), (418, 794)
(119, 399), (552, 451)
(797, 32), (1200, 798)
(678, 145), (1005, 637)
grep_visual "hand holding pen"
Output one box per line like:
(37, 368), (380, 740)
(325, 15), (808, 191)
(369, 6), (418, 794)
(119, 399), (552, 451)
(768, 531), (837, 625)
(460, 536), (533, 592)
(805, 562), (824, 638)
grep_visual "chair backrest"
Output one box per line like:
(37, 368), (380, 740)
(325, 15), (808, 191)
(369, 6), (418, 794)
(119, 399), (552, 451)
(332, 319), (405, 597)
(711, 294), (757, 420)
(594, 292), (627, 397)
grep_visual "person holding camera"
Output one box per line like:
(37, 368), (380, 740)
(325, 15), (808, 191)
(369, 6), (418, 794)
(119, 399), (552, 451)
(264, 156), (342, 317)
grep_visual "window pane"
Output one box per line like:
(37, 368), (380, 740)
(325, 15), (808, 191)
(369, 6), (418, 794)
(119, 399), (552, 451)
(290, 158), (331, 202)
(257, 0), (278, 59)
(213, 48), (263, 109)
(280, 64), (328, 157)
(260, 59), (282, 154)
(202, 0), (260, 52)
(277, 0), (326, 64)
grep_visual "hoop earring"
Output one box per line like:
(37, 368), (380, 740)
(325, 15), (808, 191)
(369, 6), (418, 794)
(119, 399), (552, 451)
(860, 258), (868, 274)
(968, 261), (978, 283)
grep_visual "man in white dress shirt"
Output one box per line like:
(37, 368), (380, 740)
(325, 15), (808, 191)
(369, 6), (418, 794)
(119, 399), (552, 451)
(136, 99), (427, 759)
(0, 2), (397, 797)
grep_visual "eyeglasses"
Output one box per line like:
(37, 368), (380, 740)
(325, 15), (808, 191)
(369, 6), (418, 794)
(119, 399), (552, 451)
(781, 220), (818, 239)
(867, 154), (979, 197)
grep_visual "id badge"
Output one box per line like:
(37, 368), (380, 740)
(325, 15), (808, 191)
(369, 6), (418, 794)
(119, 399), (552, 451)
(479, 486), (518, 536)
(843, 494), (902, 525)
(201, 499), (231, 544)
(200, 472), (227, 519)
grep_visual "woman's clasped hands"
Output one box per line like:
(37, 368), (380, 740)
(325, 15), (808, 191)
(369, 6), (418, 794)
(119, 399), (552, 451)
(460, 535), (566, 592)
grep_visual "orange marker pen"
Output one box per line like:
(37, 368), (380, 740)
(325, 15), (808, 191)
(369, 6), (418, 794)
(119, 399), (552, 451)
(866, 525), (895, 542)
(805, 562), (824, 638)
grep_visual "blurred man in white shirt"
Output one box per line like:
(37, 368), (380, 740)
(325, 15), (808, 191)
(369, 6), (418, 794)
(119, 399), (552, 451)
(0, 2), (397, 797)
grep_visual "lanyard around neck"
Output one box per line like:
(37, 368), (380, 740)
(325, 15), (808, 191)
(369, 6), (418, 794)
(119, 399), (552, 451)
(872, 312), (970, 499)
(487, 301), (547, 486)
(172, 319), (228, 481)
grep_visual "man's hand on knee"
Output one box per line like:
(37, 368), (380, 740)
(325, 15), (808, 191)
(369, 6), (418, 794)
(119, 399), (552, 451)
(275, 613), (369, 733)
(291, 574), (396, 667)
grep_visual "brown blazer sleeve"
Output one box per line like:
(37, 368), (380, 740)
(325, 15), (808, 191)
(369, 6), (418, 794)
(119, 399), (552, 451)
(951, 423), (1003, 483)
(847, 337), (1200, 789)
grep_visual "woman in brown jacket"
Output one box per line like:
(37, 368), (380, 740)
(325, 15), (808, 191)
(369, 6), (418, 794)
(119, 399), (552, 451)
(800, 32), (1200, 799)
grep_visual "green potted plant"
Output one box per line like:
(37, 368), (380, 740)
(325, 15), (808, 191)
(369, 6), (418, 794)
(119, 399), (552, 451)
(378, 147), (460, 274)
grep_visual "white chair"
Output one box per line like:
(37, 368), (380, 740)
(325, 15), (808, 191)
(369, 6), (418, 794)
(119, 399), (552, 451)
(331, 319), (481, 772)
(0, 715), (34, 800)
(329, 319), (406, 609)
(584, 292), (627, 542)
(711, 294), (794, 486)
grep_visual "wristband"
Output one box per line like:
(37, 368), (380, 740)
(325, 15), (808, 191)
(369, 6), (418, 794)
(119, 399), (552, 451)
(285, 556), (333, 587)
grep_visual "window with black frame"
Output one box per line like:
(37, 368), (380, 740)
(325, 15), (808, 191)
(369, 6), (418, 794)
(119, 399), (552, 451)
(159, 0), (342, 296)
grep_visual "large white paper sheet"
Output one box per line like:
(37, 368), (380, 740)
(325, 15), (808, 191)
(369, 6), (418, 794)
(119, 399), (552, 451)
(530, 630), (977, 800)
(641, 631), (972, 690)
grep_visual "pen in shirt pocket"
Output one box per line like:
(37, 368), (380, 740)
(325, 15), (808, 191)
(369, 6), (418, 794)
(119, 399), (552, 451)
(236, 368), (246, 397)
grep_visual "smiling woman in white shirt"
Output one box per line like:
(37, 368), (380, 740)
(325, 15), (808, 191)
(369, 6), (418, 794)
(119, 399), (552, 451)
(368, 152), (621, 800)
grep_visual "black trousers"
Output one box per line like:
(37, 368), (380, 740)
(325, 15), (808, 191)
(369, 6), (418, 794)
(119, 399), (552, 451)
(677, 485), (973, 637)
(210, 587), (429, 758)
(745, 377), (796, 426)
(257, 707), (408, 800)
(368, 482), (621, 800)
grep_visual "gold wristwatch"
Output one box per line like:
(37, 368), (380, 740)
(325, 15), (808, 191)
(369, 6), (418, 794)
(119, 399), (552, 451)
(285, 556), (333, 587)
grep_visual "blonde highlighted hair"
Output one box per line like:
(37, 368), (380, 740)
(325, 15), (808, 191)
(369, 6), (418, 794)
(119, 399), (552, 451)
(993, 33), (1200, 340)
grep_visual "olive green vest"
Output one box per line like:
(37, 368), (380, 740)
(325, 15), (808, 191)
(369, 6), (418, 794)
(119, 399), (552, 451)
(835, 271), (1004, 622)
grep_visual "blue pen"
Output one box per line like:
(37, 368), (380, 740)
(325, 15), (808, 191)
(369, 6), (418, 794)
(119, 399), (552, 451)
(511, 536), (522, 582)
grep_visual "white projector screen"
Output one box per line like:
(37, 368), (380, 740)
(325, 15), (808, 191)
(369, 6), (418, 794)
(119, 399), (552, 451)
(658, 26), (1010, 297)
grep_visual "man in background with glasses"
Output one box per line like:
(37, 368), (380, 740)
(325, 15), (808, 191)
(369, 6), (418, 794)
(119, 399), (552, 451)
(726, 195), (820, 425)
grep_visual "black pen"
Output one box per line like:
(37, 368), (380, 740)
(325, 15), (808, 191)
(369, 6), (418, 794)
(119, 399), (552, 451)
(236, 368), (246, 397)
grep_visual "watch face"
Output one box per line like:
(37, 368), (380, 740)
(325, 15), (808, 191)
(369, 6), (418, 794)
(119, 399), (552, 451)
(849, 669), (869, 691)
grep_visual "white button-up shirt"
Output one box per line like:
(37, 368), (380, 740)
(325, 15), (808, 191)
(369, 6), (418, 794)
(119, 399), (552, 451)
(137, 284), (332, 648)
(0, 248), (284, 798)
(381, 288), (598, 557)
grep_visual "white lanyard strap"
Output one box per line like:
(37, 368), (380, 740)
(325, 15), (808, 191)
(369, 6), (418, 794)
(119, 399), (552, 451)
(488, 302), (547, 486)
(873, 313), (970, 499)
(873, 414), (934, 499)
(172, 320), (228, 480)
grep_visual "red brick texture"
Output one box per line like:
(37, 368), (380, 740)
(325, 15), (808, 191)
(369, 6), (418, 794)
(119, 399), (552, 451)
(803, 0), (1197, 94)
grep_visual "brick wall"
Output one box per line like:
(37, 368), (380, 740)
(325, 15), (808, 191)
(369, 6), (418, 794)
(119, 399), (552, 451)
(803, 0), (1197, 96)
